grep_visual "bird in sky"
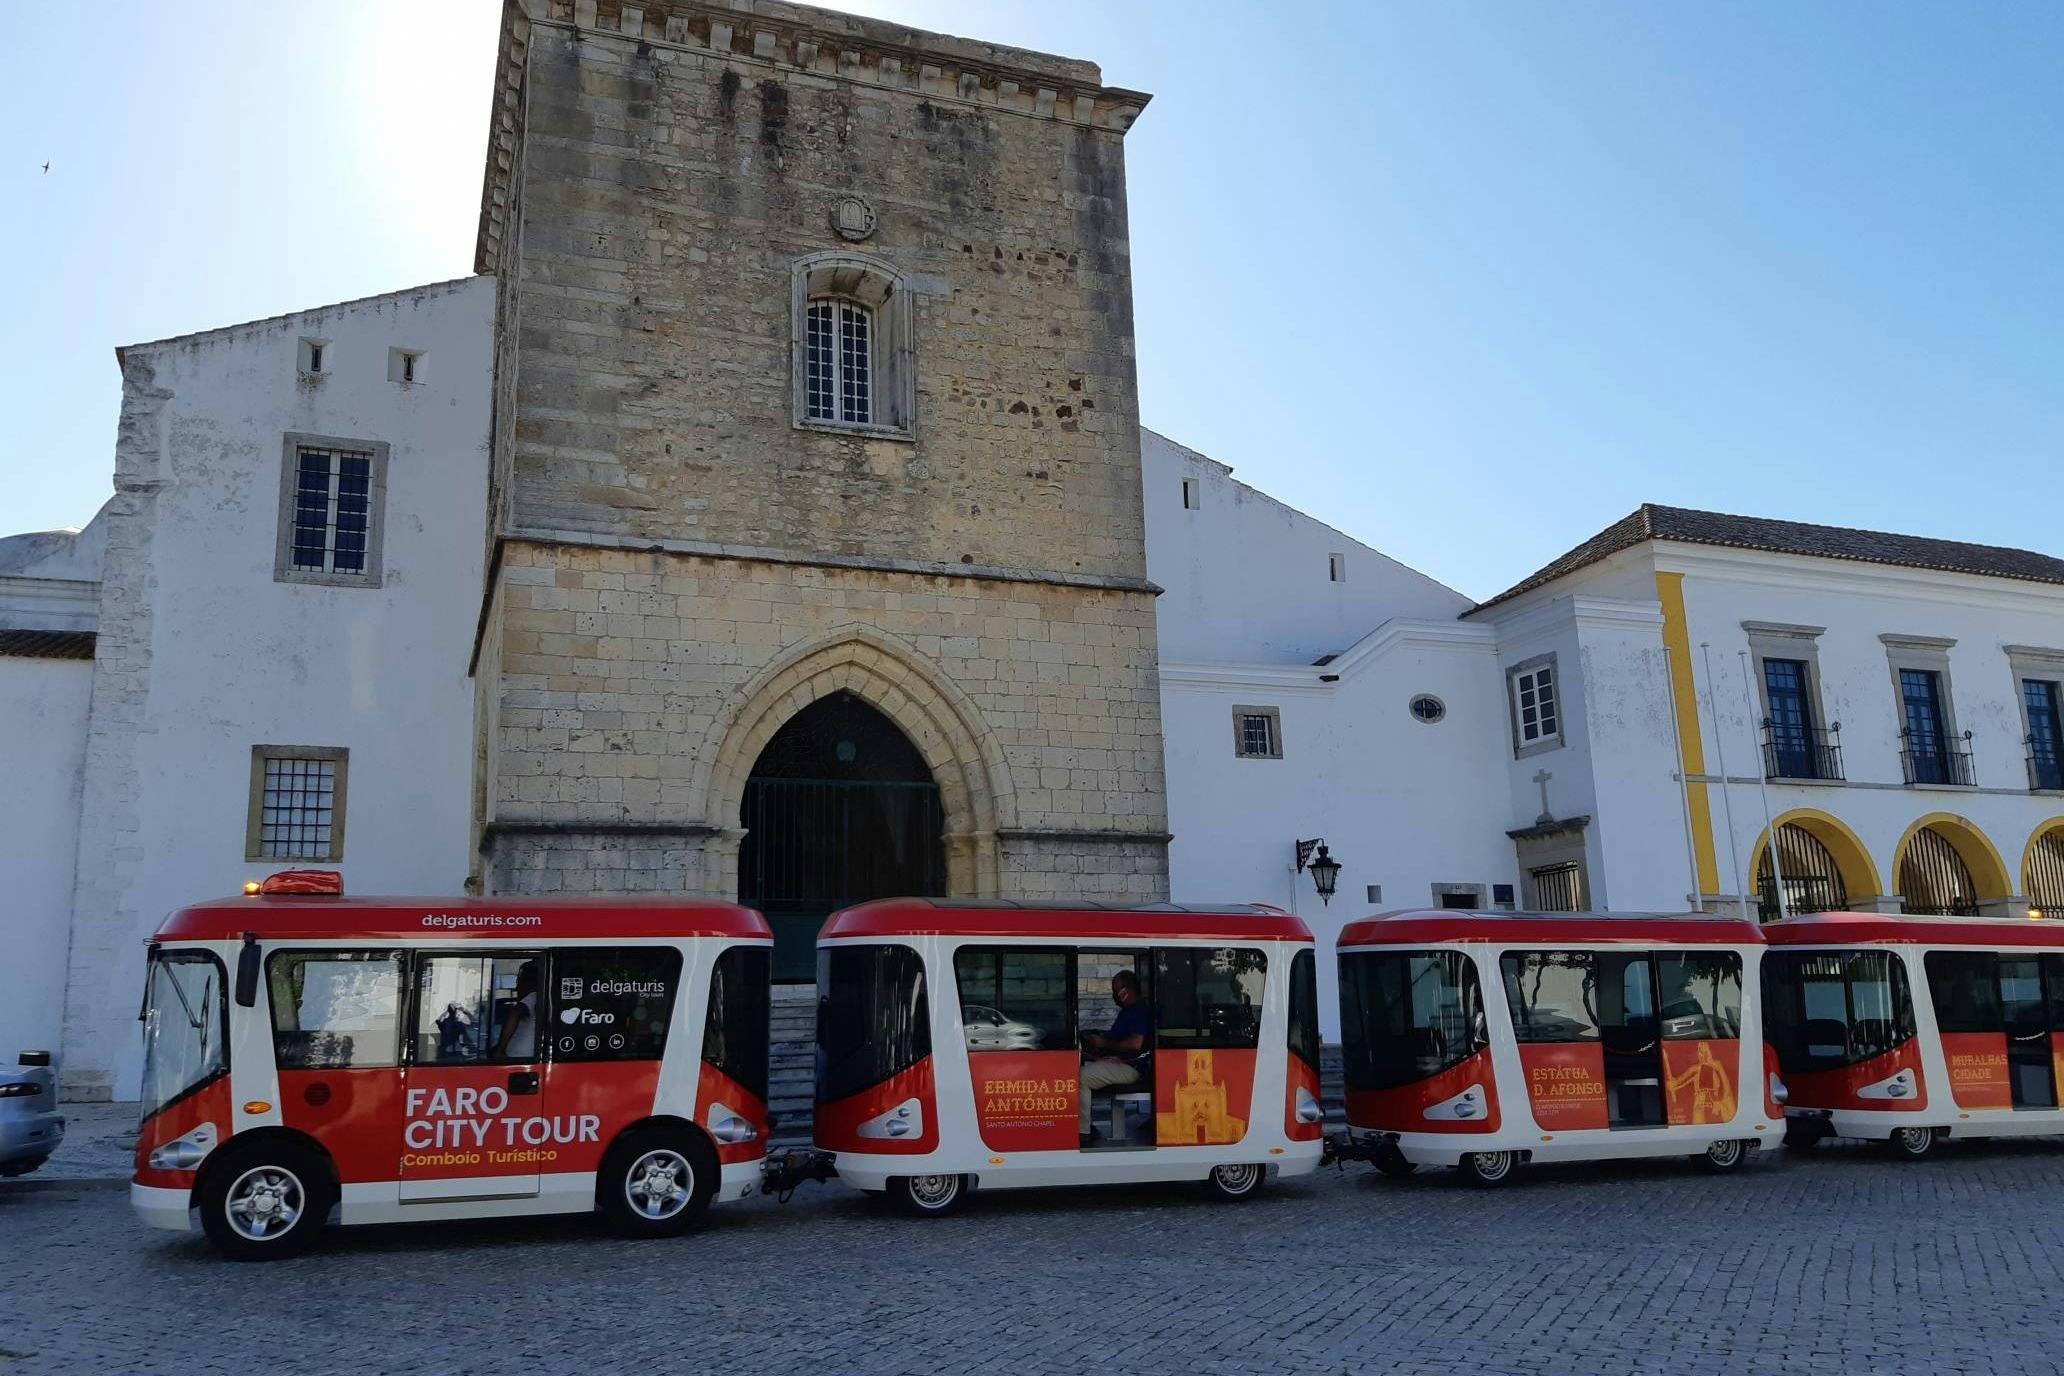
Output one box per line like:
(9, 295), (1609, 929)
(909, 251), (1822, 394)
(42, 161), (50, 174)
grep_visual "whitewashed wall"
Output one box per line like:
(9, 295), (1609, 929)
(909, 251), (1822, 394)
(59, 277), (495, 1099)
(1146, 436), (1520, 1034)
(0, 656), (91, 1058)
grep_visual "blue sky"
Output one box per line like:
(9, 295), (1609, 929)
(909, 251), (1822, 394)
(3, 2), (2058, 600)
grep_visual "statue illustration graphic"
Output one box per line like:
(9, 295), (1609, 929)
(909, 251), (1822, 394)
(1666, 1041), (1737, 1124)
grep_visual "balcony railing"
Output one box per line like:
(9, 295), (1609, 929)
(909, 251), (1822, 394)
(2031, 739), (2064, 792)
(1901, 729), (1975, 788)
(1761, 723), (1844, 782)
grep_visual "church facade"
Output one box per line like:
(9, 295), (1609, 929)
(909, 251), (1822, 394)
(5, 0), (2064, 1095)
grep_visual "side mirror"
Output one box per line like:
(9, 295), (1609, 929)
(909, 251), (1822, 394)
(235, 934), (262, 1008)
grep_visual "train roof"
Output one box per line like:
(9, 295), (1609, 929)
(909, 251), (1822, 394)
(1763, 910), (2064, 949)
(1337, 908), (1767, 948)
(819, 897), (1314, 943)
(152, 895), (772, 944)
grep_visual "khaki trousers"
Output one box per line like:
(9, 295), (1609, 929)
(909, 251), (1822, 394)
(1079, 1058), (1141, 1132)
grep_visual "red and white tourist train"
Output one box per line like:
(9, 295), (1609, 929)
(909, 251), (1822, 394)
(1764, 911), (2064, 1158)
(131, 872), (772, 1258)
(800, 898), (1327, 1214)
(1330, 909), (1782, 1183)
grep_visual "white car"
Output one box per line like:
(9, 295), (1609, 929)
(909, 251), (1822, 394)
(961, 1005), (1043, 1051)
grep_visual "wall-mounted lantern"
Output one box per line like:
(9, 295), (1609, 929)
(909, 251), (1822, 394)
(1295, 838), (1343, 905)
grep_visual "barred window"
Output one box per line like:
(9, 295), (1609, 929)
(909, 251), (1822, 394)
(292, 446), (373, 574)
(275, 435), (388, 588)
(1232, 706), (1282, 760)
(246, 746), (348, 862)
(805, 298), (873, 425)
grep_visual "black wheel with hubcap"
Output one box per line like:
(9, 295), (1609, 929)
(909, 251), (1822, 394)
(598, 1125), (716, 1237)
(197, 1140), (333, 1261)
(1203, 1162), (1266, 1202)
(1695, 1138), (1749, 1173)
(888, 1173), (967, 1217)
(1457, 1150), (1517, 1187)
(1888, 1125), (1943, 1161)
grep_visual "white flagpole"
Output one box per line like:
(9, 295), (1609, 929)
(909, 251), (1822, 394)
(1700, 641), (1749, 922)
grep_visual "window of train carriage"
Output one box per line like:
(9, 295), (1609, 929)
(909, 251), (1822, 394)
(1654, 952), (1743, 1040)
(548, 948), (682, 1063)
(414, 954), (548, 1065)
(1288, 950), (1322, 1070)
(1498, 951), (1602, 1044)
(1153, 948), (1267, 1049)
(702, 946), (771, 1099)
(266, 950), (404, 1069)
(951, 948), (1072, 1052)
(1924, 951), (2002, 1035)
(817, 944), (931, 1105)
(1762, 950), (1915, 1071)
(1338, 950), (1485, 1090)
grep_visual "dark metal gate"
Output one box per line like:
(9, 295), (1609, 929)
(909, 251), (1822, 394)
(737, 691), (946, 982)
(1899, 826), (1980, 916)
(1528, 863), (1584, 912)
(1756, 822), (1849, 921)
(2028, 829), (2064, 913)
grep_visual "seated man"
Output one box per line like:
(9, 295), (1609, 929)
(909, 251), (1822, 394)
(1079, 970), (1152, 1144)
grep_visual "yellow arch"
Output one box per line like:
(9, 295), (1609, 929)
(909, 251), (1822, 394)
(1748, 808), (1884, 904)
(1892, 812), (2014, 902)
(2022, 816), (2064, 901)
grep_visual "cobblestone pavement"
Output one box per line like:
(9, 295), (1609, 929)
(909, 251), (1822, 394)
(6, 1138), (2064, 1376)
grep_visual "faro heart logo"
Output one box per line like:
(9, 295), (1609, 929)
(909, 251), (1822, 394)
(559, 1007), (581, 1025)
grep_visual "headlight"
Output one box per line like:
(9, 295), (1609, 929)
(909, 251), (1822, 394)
(147, 1122), (218, 1172)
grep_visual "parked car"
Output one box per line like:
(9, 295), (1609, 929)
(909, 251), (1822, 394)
(0, 1052), (64, 1177)
(960, 1005), (1044, 1051)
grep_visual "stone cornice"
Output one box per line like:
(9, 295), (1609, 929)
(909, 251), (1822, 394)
(478, 0), (1151, 273)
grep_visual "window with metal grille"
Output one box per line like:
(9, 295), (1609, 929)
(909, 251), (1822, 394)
(1755, 822), (1849, 920)
(291, 446), (373, 575)
(2028, 828), (2064, 912)
(1510, 660), (1560, 751)
(1232, 707), (1282, 759)
(275, 435), (387, 588)
(259, 758), (336, 857)
(1528, 862), (1584, 912)
(1898, 826), (1979, 916)
(805, 298), (872, 426)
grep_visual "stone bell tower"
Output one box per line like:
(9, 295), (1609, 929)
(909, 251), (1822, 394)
(470, 0), (1169, 946)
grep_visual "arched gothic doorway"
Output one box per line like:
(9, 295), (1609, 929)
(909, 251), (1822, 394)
(1755, 822), (1849, 921)
(1899, 826), (1980, 916)
(738, 691), (945, 980)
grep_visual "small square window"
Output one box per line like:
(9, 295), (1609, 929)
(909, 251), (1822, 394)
(1328, 552), (1346, 583)
(1181, 478), (1200, 511)
(247, 745), (348, 862)
(298, 338), (327, 376)
(388, 348), (423, 385)
(1232, 706), (1283, 760)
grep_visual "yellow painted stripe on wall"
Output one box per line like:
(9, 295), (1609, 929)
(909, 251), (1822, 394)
(1655, 572), (1720, 897)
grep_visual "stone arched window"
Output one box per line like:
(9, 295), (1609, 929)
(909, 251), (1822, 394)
(791, 252), (914, 439)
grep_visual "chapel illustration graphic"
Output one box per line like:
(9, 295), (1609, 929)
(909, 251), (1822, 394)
(1156, 1050), (1248, 1145)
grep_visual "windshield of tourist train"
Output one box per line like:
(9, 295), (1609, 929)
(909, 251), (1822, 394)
(817, 944), (930, 1105)
(1339, 950), (1486, 1090)
(1761, 950), (1915, 1072)
(139, 950), (228, 1120)
(704, 945), (772, 1100)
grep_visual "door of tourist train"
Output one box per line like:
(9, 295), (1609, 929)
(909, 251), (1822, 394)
(808, 899), (1325, 1215)
(131, 873), (773, 1259)
(1332, 910), (1780, 1183)
(1763, 912), (2064, 1157)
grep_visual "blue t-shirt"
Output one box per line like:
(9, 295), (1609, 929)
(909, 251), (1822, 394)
(1105, 1001), (1153, 1070)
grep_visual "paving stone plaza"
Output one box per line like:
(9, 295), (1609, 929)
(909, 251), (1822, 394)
(7, 1133), (2064, 1375)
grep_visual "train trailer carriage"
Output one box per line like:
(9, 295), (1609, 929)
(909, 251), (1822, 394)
(805, 898), (1326, 1216)
(1331, 910), (1781, 1184)
(1764, 911), (2064, 1159)
(131, 873), (773, 1259)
